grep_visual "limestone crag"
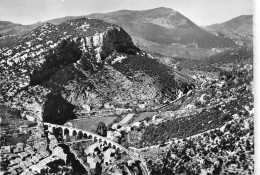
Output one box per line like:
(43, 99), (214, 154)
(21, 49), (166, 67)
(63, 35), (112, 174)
(0, 18), (138, 100)
(0, 18), (139, 122)
(0, 18), (194, 123)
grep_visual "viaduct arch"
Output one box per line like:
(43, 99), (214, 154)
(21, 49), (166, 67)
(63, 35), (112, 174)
(42, 122), (124, 150)
(41, 122), (150, 175)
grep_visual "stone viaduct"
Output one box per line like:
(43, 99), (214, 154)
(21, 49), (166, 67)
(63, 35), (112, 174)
(42, 122), (124, 150)
(41, 122), (150, 175)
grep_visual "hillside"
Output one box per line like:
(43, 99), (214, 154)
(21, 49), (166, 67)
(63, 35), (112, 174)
(207, 15), (253, 36)
(0, 21), (38, 36)
(0, 18), (194, 124)
(206, 15), (253, 46)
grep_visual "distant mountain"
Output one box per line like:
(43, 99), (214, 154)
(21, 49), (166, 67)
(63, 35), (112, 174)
(0, 20), (39, 36)
(41, 7), (237, 59)
(0, 7), (239, 60)
(207, 15), (253, 36)
(86, 7), (236, 49)
(206, 15), (253, 46)
(40, 7), (237, 59)
(0, 7), (236, 50)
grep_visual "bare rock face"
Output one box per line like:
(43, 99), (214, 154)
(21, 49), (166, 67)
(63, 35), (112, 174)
(0, 17), (194, 123)
(0, 18), (138, 99)
(0, 18), (139, 123)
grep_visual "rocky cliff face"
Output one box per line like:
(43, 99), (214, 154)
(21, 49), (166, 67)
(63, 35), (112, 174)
(0, 18), (139, 122)
(0, 18), (194, 124)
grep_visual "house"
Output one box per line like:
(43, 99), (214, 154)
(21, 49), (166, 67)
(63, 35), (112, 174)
(24, 146), (35, 156)
(9, 159), (19, 166)
(29, 164), (42, 174)
(25, 115), (36, 122)
(8, 168), (18, 175)
(1, 146), (11, 154)
(19, 125), (29, 133)
(33, 138), (47, 151)
(23, 160), (32, 167)
(7, 153), (18, 160)
(30, 156), (39, 164)
(0, 130), (6, 136)
(35, 154), (43, 161)
(26, 136), (35, 147)
(18, 152), (29, 160)
(30, 126), (44, 136)
(82, 104), (91, 111)
(12, 133), (18, 137)
(13, 143), (24, 153)
(40, 151), (50, 158)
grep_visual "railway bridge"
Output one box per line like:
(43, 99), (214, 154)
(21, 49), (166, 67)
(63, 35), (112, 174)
(42, 122), (124, 150)
(41, 122), (150, 175)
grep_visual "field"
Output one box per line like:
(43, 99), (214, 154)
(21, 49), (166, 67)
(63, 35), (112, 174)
(131, 112), (158, 123)
(69, 117), (118, 132)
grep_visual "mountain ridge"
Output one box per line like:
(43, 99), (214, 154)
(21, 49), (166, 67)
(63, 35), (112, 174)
(0, 7), (252, 60)
(0, 7), (236, 48)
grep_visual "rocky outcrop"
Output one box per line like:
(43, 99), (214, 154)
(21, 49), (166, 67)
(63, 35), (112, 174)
(0, 18), (139, 100)
(0, 18), (139, 122)
(0, 18), (194, 123)
(8, 86), (74, 124)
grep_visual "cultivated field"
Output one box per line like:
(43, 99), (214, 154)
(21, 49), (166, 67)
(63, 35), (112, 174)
(69, 117), (118, 132)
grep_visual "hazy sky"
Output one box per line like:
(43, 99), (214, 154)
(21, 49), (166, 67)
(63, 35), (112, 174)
(0, 0), (253, 26)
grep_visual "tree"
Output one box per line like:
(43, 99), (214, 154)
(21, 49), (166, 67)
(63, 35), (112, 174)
(95, 122), (107, 136)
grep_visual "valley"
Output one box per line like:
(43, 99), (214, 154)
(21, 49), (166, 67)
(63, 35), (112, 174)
(0, 6), (254, 175)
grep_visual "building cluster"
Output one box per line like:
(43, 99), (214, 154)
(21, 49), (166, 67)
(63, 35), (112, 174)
(0, 124), (63, 175)
(211, 48), (226, 53)
(69, 141), (135, 175)
(0, 117), (37, 147)
(145, 113), (254, 174)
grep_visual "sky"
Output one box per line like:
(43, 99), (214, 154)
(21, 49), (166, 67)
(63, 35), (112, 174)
(0, 0), (253, 26)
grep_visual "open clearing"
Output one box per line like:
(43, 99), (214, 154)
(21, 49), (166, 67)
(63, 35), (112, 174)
(131, 112), (158, 123)
(69, 117), (118, 132)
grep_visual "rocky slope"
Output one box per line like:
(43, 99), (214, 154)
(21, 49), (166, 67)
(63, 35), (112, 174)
(0, 18), (194, 124)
